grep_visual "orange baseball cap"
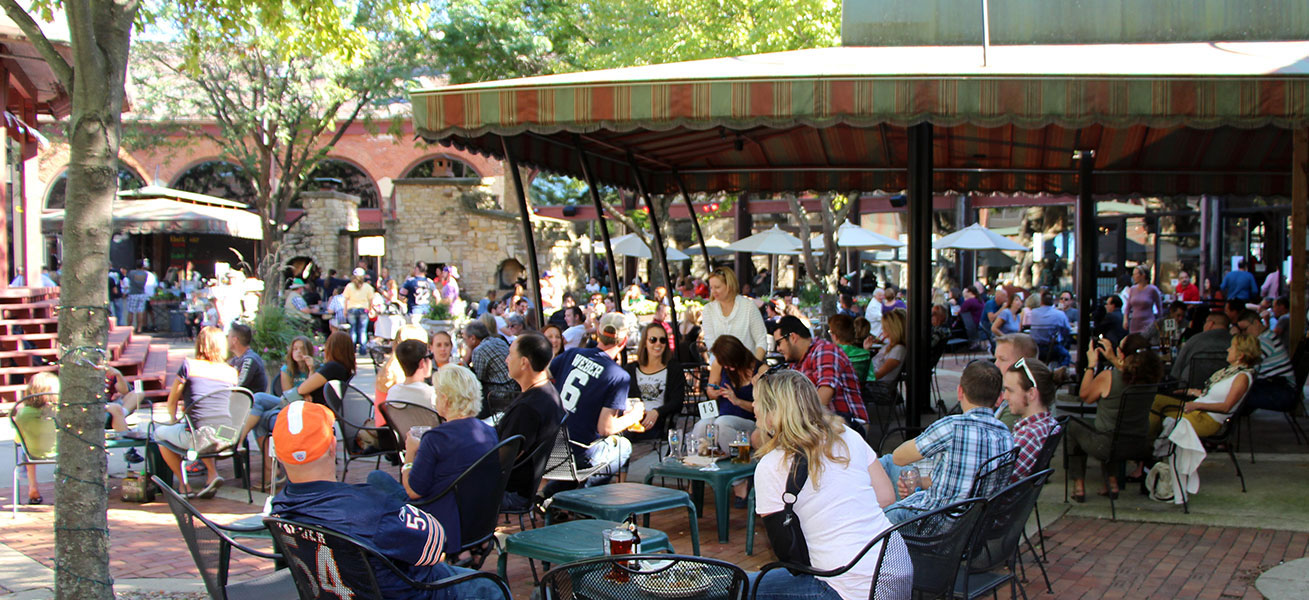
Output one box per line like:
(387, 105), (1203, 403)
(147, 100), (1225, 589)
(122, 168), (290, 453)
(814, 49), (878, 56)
(273, 401), (336, 465)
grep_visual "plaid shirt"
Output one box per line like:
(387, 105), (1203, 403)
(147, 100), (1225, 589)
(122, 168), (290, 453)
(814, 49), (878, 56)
(794, 338), (867, 421)
(897, 407), (1013, 511)
(1011, 411), (1060, 482)
(470, 336), (517, 397)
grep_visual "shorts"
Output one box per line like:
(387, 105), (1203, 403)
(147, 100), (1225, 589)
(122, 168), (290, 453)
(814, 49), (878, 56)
(127, 294), (149, 314)
(153, 422), (193, 455)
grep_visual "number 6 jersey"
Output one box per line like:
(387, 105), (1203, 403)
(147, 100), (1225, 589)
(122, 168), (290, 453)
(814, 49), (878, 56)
(549, 347), (632, 453)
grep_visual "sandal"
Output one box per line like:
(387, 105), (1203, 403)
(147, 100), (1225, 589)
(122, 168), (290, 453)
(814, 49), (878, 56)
(28, 495), (43, 505)
(1097, 489), (1120, 500)
(1070, 492), (1086, 503)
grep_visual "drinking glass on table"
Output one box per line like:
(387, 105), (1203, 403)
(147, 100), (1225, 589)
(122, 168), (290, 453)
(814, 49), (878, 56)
(666, 429), (682, 462)
(705, 423), (718, 455)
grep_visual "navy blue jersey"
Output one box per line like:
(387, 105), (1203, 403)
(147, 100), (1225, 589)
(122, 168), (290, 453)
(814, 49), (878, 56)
(549, 348), (631, 448)
(272, 480), (452, 600)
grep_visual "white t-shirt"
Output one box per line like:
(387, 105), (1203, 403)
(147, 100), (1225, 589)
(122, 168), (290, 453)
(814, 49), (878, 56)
(387, 381), (436, 410)
(872, 344), (907, 383)
(494, 315), (507, 331)
(635, 367), (667, 413)
(563, 325), (587, 349)
(755, 426), (895, 600)
(864, 301), (884, 338)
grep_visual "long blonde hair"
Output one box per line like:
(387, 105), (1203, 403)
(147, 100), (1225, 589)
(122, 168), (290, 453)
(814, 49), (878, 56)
(754, 369), (849, 487)
(882, 308), (906, 347)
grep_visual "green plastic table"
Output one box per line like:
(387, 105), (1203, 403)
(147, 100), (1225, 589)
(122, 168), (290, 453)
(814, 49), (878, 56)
(495, 519), (673, 580)
(545, 483), (700, 555)
(644, 457), (757, 543)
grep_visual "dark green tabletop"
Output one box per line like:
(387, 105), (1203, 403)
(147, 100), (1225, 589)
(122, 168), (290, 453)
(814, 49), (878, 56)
(496, 519), (673, 580)
(644, 458), (757, 543)
(546, 483), (700, 555)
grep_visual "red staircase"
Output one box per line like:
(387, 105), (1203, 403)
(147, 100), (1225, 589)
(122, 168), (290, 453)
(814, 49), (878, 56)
(0, 287), (170, 411)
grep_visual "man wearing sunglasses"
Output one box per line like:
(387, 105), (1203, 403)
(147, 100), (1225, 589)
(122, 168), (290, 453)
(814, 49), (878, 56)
(772, 315), (866, 427)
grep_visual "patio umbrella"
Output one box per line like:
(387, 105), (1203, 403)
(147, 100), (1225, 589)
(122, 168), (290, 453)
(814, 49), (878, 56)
(592, 233), (690, 261)
(725, 225), (803, 255)
(834, 220), (906, 250)
(682, 244), (734, 257)
(932, 223), (1030, 252)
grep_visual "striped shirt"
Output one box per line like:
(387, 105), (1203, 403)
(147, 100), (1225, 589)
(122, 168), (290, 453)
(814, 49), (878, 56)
(1257, 330), (1294, 386)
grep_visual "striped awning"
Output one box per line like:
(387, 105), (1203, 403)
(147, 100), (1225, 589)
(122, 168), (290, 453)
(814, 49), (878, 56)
(412, 42), (1309, 197)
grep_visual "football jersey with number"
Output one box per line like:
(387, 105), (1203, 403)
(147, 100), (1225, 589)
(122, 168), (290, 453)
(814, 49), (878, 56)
(549, 348), (631, 453)
(272, 480), (456, 600)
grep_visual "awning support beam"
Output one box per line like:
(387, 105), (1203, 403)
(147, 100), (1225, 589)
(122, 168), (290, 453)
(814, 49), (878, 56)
(1075, 150), (1097, 372)
(673, 170), (713, 278)
(1291, 130), (1307, 354)
(575, 136), (624, 315)
(629, 153), (680, 346)
(906, 123), (934, 430)
(500, 136), (544, 329)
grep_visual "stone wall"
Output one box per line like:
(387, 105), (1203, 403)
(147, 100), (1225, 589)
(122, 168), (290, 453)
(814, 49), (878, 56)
(283, 191), (360, 274)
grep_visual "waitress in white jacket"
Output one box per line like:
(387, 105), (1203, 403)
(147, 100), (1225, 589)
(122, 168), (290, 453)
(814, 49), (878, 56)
(702, 267), (769, 391)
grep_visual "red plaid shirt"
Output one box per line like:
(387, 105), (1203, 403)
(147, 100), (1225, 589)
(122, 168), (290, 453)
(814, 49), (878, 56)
(1011, 411), (1060, 481)
(794, 338), (867, 421)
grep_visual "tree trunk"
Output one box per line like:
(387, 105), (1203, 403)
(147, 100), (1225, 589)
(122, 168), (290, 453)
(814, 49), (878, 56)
(50, 3), (138, 599)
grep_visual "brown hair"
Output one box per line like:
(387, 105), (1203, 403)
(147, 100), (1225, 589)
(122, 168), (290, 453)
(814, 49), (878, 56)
(1119, 333), (1162, 385)
(959, 361), (1003, 408)
(853, 317), (870, 342)
(711, 335), (760, 387)
(194, 326), (228, 363)
(637, 322), (672, 367)
(22, 372), (59, 409)
(1008, 357), (1055, 408)
(827, 314), (856, 345)
(284, 336), (316, 380)
(323, 331), (357, 373)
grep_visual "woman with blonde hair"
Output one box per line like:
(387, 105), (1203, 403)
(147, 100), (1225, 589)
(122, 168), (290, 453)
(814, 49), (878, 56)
(1150, 334), (1261, 438)
(677, 302), (705, 364)
(155, 326), (238, 498)
(11, 372), (59, 504)
(366, 364), (498, 556)
(343, 268), (376, 354)
(374, 324), (431, 425)
(869, 308), (907, 383)
(750, 369), (910, 600)
(704, 267), (769, 392)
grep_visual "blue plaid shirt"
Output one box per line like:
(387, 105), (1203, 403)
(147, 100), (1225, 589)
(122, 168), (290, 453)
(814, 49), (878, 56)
(897, 407), (1014, 511)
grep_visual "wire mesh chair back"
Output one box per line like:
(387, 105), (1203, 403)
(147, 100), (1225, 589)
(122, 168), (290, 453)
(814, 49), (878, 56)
(1107, 384), (1158, 463)
(184, 387), (254, 455)
(1027, 417), (1068, 476)
(324, 381), (380, 454)
(539, 553), (748, 600)
(11, 393), (58, 460)
(263, 516), (511, 600)
(1187, 351), (1230, 390)
(413, 435), (523, 563)
(897, 498), (988, 600)
(969, 447), (1018, 499)
(1293, 342), (1309, 397)
(380, 400), (443, 442)
(966, 469), (1052, 575)
(539, 418), (607, 483)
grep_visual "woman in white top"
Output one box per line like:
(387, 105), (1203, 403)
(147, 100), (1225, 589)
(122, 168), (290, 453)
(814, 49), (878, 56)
(869, 308), (907, 383)
(703, 266), (768, 389)
(1150, 333), (1260, 438)
(751, 369), (911, 600)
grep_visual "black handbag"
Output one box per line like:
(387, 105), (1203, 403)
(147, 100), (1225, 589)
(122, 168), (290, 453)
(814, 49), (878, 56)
(762, 454), (811, 568)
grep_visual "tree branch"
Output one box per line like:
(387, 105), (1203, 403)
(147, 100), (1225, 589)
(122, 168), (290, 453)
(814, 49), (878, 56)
(0, 0), (73, 91)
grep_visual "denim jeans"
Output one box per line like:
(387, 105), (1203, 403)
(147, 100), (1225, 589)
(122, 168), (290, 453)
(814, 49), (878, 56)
(348, 308), (369, 350)
(747, 569), (842, 600)
(541, 435), (631, 498)
(250, 392), (284, 437)
(366, 469), (409, 503)
(878, 455), (928, 525)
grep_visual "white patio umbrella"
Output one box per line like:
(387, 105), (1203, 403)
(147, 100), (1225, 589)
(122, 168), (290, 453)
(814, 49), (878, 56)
(833, 220), (906, 250)
(932, 223), (1030, 252)
(725, 225), (803, 254)
(592, 233), (691, 260)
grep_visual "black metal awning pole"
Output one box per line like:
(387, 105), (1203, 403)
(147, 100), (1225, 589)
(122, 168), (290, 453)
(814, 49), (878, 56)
(501, 136), (544, 330)
(630, 155), (680, 345)
(906, 123), (934, 431)
(1075, 150), (1096, 374)
(575, 136), (624, 313)
(673, 170), (713, 278)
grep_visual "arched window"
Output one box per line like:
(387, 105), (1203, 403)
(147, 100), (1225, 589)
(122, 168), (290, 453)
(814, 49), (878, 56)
(172, 160), (257, 206)
(404, 156), (480, 179)
(44, 166), (146, 210)
(303, 159), (379, 208)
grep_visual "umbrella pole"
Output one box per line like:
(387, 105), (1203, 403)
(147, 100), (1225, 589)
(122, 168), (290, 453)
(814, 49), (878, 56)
(629, 154), (679, 345)
(501, 136), (545, 330)
(674, 171), (713, 279)
(575, 136), (624, 317)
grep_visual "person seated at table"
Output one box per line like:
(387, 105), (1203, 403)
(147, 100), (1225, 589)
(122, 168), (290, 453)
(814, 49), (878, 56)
(1145, 300), (1187, 347)
(930, 304), (952, 348)
(1150, 334), (1259, 438)
(543, 312), (644, 497)
(750, 369), (909, 600)
(878, 361), (1012, 524)
(297, 331), (356, 407)
(1027, 292), (1073, 367)
(694, 335), (765, 507)
(1066, 334), (1160, 501)
(1232, 309), (1298, 414)
(269, 401), (506, 599)
(367, 365), (497, 556)
(11, 373), (59, 505)
(991, 294), (1023, 338)
(385, 339), (437, 408)
(499, 333), (566, 512)
(624, 322), (685, 440)
(154, 326), (237, 499)
(827, 314), (869, 381)
(992, 333), (1039, 429)
(1002, 357), (1060, 481)
(773, 315), (867, 428)
(1095, 295), (1129, 348)
(374, 324), (431, 424)
(1171, 312), (1231, 384)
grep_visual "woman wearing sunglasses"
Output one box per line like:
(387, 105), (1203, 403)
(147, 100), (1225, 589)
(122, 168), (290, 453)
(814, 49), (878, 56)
(624, 322), (685, 440)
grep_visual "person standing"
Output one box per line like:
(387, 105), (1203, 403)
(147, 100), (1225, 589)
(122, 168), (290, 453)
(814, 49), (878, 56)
(703, 267), (769, 394)
(126, 259), (151, 333)
(1126, 266), (1163, 335)
(863, 288), (885, 338)
(343, 268), (375, 355)
(1220, 259), (1259, 303)
(401, 262), (436, 322)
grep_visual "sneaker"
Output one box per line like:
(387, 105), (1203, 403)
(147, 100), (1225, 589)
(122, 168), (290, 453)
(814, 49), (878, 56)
(197, 477), (225, 499)
(124, 448), (145, 464)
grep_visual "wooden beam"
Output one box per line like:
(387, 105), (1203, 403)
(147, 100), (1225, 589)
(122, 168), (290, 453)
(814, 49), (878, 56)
(1291, 129), (1307, 354)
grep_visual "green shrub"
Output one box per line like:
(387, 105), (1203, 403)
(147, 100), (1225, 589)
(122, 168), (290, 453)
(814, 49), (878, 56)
(251, 304), (319, 365)
(425, 302), (452, 321)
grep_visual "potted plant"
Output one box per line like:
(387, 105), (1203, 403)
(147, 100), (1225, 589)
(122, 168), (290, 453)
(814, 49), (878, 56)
(420, 301), (455, 337)
(251, 305), (319, 375)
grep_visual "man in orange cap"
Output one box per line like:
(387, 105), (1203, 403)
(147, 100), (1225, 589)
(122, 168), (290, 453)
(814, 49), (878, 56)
(268, 401), (507, 599)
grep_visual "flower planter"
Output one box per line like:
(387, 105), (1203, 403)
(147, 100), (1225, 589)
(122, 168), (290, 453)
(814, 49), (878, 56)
(420, 319), (455, 337)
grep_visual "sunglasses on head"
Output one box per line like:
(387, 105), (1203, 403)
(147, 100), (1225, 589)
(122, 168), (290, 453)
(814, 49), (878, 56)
(1014, 357), (1035, 387)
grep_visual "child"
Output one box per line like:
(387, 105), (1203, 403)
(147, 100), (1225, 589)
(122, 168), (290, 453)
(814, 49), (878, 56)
(11, 373), (59, 504)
